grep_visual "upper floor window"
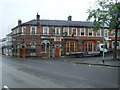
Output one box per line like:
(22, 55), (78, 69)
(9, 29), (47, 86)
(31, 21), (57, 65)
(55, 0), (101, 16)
(80, 28), (85, 36)
(72, 28), (77, 36)
(17, 28), (19, 33)
(43, 27), (49, 35)
(31, 26), (36, 34)
(55, 27), (60, 35)
(88, 29), (93, 36)
(63, 27), (69, 36)
(13, 30), (16, 34)
(104, 29), (108, 37)
(96, 29), (101, 36)
(22, 27), (26, 34)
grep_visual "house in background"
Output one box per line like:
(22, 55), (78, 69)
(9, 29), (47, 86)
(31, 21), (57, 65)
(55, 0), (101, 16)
(2, 33), (12, 56)
(0, 39), (2, 55)
(11, 13), (120, 58)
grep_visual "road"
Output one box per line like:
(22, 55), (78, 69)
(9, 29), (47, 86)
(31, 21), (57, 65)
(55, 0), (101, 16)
(1, 55), (119, 89)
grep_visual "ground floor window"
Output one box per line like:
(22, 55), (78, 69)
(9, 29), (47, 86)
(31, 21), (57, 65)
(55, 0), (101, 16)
(88, 43), (92, 51)
(84, 41), (94, 52)
(41, 43), (45, 51)
(70, 42), (74, 52)
(66, 41), (77, 52)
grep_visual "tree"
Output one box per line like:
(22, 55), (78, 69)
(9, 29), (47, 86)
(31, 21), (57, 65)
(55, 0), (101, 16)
(87, 0), (120, 60)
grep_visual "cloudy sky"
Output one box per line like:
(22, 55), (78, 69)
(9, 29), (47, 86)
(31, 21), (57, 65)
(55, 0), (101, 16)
(0, 0), (97, 39)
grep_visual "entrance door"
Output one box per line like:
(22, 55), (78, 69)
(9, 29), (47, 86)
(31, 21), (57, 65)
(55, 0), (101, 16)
(55, 48), (60, 56)
(22, 48), (26, 58)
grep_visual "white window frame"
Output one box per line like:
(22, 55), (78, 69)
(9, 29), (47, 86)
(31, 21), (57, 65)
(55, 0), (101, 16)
(55, 27), (60, 35)
(96, 29), (101, 36)
(80, 28), (85, 36)
(72, 28), (77, 36)
(22, 26), (26, 35)
(88, 29), (94, 36)
(110, 30), (115, 37)
(17, 28), (19, 33)
(30, 26), (36, 35)
(13, 29), (16, 34)
(43, 27), (49, 35)
(112, 41), (120, 50)
(63, 27), (69, 36)
(104, 29), (108, 37)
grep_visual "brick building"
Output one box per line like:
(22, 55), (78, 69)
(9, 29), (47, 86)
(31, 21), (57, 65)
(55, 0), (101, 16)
(11, 13), (120, 58)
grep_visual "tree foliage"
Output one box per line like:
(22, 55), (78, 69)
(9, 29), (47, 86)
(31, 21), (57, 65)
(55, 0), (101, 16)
(87, 0), (120, 31)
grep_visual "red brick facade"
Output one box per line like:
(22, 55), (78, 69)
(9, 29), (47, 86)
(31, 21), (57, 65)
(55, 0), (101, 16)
(11, 14), (120, 58)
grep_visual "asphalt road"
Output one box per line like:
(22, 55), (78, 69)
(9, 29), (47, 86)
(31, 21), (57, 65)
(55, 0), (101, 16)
(1, 55), (119, 88)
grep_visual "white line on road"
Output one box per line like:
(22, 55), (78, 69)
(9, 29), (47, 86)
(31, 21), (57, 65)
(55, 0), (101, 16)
(3, 85), (10, 90)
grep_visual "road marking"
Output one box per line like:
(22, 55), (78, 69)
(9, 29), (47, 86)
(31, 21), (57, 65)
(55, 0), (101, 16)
(3, 85), (9, 90)
(89, 64), (91, 66)
(73, 63), (76, 65)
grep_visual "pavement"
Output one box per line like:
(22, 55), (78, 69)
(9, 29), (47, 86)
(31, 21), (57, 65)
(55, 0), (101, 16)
(4, 54), (120, 68)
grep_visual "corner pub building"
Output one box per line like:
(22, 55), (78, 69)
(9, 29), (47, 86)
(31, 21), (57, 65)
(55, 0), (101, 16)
(11, 13), (120, 58)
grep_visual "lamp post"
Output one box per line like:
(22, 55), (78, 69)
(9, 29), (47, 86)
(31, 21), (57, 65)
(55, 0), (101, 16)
(102, 0), (105, 63)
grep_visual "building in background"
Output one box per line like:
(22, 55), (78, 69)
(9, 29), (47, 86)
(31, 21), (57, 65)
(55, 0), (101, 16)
(2, 33), (12, 56)
(0, 39), (2, 55)
(10, 13), (120, 58)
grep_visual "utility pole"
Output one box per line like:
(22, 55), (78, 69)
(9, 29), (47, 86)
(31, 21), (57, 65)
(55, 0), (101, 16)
(102, 0), (105, 63)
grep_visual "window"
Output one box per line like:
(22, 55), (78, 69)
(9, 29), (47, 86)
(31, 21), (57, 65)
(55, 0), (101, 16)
(80, 28), (85, 36)
(17, 28), (19, 33)
(30, 41), (36, 46)
(31, 26), (36, 34)
(88, 43), (92, 51)
(96, 30), (101, 36)
(55, 27), (60, 35)
(104, 29), (108, 37)
(89, 29), (93, 36)
(63, 27), (69, 36)
(43, 27), (49, 35)
(66, 41), (77, 52)
(70, 42), (74, 52)
(72, 28), (77, 36)
(41, 43), (45, 51)
(22, 27), (26, 34)
(30, 41), (36, 48)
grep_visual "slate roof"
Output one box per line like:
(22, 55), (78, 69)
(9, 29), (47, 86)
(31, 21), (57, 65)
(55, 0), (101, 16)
(12, 19), (94, 30)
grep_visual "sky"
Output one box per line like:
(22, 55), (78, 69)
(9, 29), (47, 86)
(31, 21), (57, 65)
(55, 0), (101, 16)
(0, 0), (97, 39)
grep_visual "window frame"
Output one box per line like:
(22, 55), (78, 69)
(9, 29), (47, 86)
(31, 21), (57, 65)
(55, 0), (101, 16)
(63, 27), (69, 36)
(104, 29), (109, 37)
(80, 28), (85, 36)
(72, 28), (77, 36)
(22, 26), (26, 35)
(55, 27), (60, 35)
(88, 29), (94, 36)
(43, 27), (49, 35)
(30, 26), (36, 35)
(96, 29), (101, 36)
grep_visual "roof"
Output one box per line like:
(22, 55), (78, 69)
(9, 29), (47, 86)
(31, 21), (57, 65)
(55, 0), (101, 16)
(12, 19), (94, 30)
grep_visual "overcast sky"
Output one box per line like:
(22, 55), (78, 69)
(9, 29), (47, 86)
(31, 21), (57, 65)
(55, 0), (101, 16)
(0, 0), (97, 39)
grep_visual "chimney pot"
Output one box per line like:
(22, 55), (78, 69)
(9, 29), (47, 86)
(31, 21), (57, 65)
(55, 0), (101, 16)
(36, 13), (40, 20)
(68, 16), (72, 21)
(18, 20), (22, 25)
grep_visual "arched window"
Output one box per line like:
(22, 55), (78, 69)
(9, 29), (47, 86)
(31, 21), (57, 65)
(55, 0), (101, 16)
(41, 43), (45, 51)
(30, 41), (36, 46)
(30, 41), (36, 49)
(41, 40), (51, 53)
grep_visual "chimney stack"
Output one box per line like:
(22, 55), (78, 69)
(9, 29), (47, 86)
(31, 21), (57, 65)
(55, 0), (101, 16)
(36, 13), (40, 20)
(68, 16), (72, 21)
(18, 19), (22, 25)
